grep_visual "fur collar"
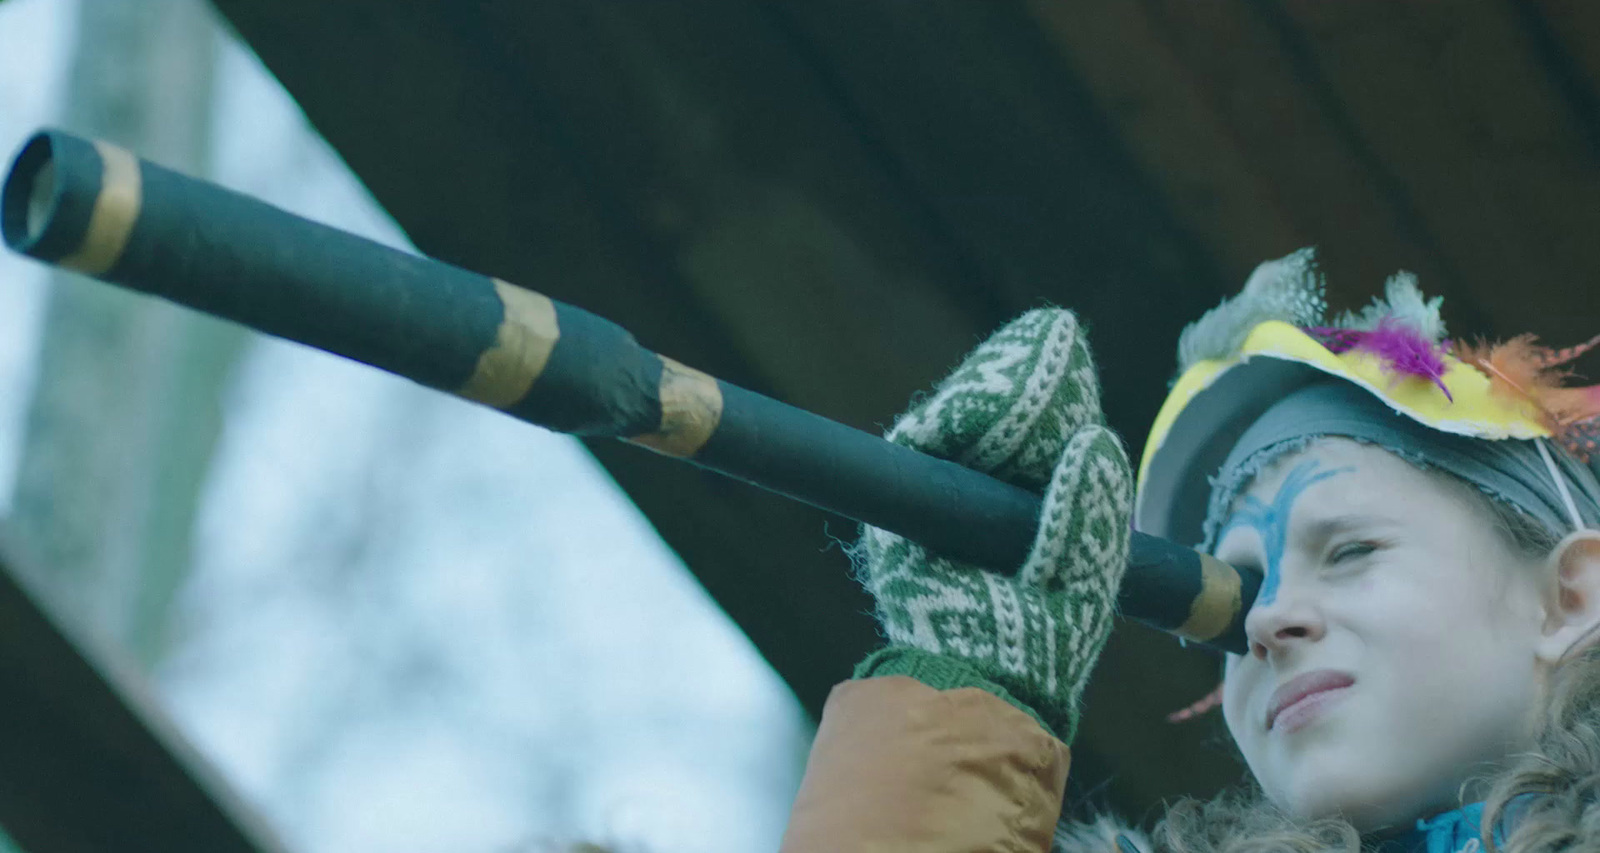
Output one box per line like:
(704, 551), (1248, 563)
(1052, 815), (1152, 853)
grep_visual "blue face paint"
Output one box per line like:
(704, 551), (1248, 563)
(1217, 459), (1354, 606)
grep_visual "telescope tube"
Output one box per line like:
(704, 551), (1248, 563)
(2, 129), (1258, 653)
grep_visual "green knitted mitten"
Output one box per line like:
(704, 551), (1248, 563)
(854, 308), (1133, 742)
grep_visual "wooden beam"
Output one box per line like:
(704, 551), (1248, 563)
(1039, 0), (1462, 312)
(0, 546), (288, 853)
(1272, 0), (1600, 346)
(1515, 1), (1600, 157)
(763, 0), (1229, 437)
(1023, 0), (1307, 285)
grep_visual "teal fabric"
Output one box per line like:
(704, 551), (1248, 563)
(1370, 795), (1539, 853)
(1416, 802), (1491, 853)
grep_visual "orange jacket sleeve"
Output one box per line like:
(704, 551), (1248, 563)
(779, 675), (1073, 853)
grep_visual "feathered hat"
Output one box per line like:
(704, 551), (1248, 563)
(1135, 247), (1600, 551)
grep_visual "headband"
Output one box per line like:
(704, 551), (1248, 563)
(1200, 379), (1600, 552)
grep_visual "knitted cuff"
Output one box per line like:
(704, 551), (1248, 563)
(852, 645), (1068, 741)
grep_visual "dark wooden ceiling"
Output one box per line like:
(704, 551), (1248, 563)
(204, 0), (1600, 818)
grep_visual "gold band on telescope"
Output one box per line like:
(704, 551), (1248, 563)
(1175, 552), (1243, 643)
(628, 356), (724, 458)
(58, 141), (142, 275)
(458, 278), (561, 408)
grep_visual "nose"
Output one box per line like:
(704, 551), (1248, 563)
(1243, 581), (1326, 661)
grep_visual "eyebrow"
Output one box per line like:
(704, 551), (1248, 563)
(1297, 513), (1400, 544)
(1213, 512), (1397, 568)
(1215, 459), (1354, 605)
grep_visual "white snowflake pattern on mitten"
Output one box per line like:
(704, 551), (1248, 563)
(857, 309), (1133, 737)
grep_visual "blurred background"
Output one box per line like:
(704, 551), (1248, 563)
(3, 1), (1600, 851)
(0, 2), (810, 851)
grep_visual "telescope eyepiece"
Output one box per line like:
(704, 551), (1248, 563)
(23, 160), (57, 244)
(4, 131), (143, 276)
(2, 133), (60, 251)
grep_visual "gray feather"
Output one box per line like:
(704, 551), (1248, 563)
(1331, 271), (1447, 341)
(1177, 247), (1327, 372)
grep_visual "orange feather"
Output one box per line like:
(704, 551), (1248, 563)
(1454, 334), (1551, 403)
(1537, 332), (1600, 370)
(1454, 332), (1600, 461)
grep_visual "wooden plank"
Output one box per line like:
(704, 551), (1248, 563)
(765, 0), (1229, 438)
(1068, 0), (1460, 311)
(1276, 0), (1600, 347)
(1516, 1), (1600, 156)
(1533, 0), (1600, 86)
(1023, 0), (1306, 284)
(1509, 0), (1600, 373)
(0, 546), (288, 853)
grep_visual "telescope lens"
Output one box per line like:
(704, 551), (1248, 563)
(25, 160), (56, 243)
(3, 133), (65, 253)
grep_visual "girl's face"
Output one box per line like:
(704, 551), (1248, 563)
(1218, 439), (1551, 831)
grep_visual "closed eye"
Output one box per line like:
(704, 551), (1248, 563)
(1328, 540), (1378, 564)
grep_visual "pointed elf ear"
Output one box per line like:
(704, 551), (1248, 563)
(1537, 531), (1600, 664)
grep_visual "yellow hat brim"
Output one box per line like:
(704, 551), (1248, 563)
(1134, 321), (1548, 543)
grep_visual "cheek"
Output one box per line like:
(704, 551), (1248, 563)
(1338, 573), (1543, 757)
(1345, 590), (1470, 697)
(1371, 565), (1538, 658)
(1340, 560), (1485, 644)
(1345, 571), (1418, 624)
(1220, 662), (1261, 746)
(1383, 586), (1540, 695)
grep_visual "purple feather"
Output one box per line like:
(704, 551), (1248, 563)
(1306, 327), (1363, 354)
(1307, 320), (1453, 401)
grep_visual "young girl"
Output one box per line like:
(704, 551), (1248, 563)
(778, 249), (1600, 853)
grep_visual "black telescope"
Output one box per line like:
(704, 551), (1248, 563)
(2, 129), (1259, 654)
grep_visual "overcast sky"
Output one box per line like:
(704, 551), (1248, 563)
(0, 2), (810, 851)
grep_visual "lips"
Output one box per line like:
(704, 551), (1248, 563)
(1266, 669), (1355, 731)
